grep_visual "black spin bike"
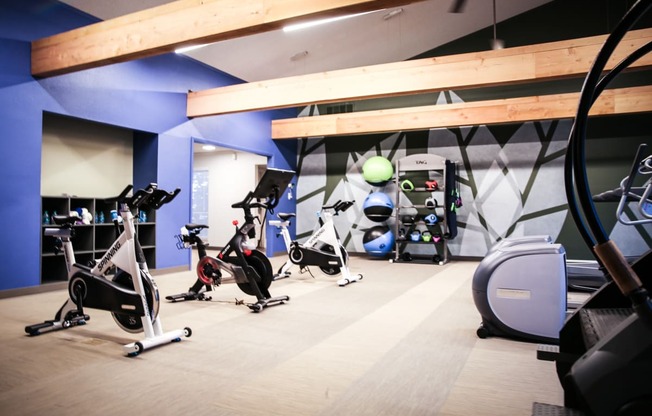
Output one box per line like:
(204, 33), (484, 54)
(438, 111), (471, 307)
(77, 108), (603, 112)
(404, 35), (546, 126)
(167, 168), (295, 312)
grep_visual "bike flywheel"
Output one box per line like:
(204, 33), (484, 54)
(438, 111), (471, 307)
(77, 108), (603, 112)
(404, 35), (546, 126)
(197, 256), (220, 285)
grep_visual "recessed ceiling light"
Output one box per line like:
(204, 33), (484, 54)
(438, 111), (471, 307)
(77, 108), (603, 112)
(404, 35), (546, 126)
(290, 50), (309, 61)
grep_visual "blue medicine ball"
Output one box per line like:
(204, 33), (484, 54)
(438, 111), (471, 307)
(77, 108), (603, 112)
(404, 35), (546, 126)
(363, 192), (394, 222)
(363, 226), (395, 257)
(362, 156), (394, 186)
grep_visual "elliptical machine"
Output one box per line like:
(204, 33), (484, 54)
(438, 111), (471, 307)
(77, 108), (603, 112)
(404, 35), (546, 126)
(532, 2), (652, 414)
(269, 200), (363, 286)
(167, 168), (295, 312)
(26, 184), (192, 356)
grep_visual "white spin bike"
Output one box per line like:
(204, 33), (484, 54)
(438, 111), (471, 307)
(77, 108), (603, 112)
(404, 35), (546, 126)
(26, 184), (191, 356)
(269, 200), (362, 286)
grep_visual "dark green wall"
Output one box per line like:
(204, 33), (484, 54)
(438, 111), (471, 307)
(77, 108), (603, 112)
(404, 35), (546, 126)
(300, 0), (652, 260)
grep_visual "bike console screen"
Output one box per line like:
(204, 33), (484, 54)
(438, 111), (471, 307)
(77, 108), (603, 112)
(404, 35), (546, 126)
(252, 168), (295, 209)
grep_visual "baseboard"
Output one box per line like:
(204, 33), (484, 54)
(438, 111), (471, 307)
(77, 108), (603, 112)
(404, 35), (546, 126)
(0, 281), (67, 299)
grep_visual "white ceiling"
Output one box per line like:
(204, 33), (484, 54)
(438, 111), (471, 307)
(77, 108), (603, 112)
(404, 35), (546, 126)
(59, 0), (553, 82)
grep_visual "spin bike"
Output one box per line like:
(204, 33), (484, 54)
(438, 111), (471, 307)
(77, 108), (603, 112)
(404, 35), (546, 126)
(167, 168), (295, 312)
(167, 224), (213, 301)
(25, 184), (191, 356)
(269, 200), (363, 286)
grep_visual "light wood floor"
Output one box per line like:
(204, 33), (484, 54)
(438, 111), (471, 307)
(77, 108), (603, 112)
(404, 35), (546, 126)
(0, 256), (564, 415)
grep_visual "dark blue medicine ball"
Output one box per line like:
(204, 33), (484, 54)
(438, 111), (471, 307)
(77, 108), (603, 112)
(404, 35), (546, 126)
(363, 226), (395, 257)
(363, 192), (394, 222)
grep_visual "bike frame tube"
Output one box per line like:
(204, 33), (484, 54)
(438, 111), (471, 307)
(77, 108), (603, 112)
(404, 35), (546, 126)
(44, 227), (76, 274)
(90, 204), (158, 338)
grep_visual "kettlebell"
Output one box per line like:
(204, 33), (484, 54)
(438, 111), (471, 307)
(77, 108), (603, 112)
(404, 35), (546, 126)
(400, 179), (415, 192)
(401, 214), (416, 224)
(424, 213), (438, 225)
(425, 180), (438, 191)
(410, 230), (421, 242)
(425, 197), (437, 209)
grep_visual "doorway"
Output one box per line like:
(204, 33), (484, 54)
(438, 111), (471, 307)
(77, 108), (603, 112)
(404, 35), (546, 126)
(191, 141), (268, 248)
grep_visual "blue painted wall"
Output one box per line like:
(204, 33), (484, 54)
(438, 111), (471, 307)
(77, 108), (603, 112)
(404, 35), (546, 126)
(0, 0), (297, 291)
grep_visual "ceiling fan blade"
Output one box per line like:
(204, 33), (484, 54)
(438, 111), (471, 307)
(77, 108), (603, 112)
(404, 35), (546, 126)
(449, 0), (467, 13)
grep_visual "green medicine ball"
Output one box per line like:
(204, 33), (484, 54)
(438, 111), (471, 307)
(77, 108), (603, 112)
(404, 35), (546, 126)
(362, 156), (393, 185)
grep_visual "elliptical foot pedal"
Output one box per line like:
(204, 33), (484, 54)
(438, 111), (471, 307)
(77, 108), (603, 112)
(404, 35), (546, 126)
(579, 308), (633, 349)
(536, 344), (559, 361)
(532, 402), (584, 416)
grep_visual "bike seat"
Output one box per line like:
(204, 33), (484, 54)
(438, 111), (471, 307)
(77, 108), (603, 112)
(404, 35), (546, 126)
(185, 224), (209, 231)
(277, 213), (296, 221)
(52, 215), (81, 226)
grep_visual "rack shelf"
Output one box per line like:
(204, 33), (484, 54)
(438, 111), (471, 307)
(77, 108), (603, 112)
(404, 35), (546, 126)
(391, 153), (452, 265)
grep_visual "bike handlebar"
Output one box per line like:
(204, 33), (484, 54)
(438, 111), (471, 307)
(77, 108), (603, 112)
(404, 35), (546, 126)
(231, 188), (279, 212)
(322, 200), (355, 213)
(145, 187), (181, 209)
(104, 184), (181, 210)
(129, 187), (154, 209)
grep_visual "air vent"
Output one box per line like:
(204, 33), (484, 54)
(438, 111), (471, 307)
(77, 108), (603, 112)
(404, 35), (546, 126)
(326, 103), (353, 114)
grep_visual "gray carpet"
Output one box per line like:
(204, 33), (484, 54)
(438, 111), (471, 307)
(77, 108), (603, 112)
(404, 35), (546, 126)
(0, 256), (563, 415)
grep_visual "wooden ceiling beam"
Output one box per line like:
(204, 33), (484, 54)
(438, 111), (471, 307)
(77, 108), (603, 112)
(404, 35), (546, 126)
(270, 86), (652, 138)
(187, 28), (652, 117)
(31, 0), (426, 77)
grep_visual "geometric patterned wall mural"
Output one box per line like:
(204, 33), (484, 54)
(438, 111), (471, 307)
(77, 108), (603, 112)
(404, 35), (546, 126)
(294, 91), (651, 259)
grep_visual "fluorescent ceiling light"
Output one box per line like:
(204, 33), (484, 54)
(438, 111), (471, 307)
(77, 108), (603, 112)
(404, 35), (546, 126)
(202, 144), (216, 151)
(175, 44), (209, 54)
(283, 11), (376, 32)
(383, 8), (403, 20)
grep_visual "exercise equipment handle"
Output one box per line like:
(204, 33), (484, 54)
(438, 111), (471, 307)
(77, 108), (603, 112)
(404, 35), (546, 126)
(261, 186), (281, 211)
(146, 187), (181, 210)
(616, 144), (651, 225)
(322, 200), (343, 210)
(321, 200), (355, 215)
(335, 200), (355, 213)
(129, 185), (156, 209)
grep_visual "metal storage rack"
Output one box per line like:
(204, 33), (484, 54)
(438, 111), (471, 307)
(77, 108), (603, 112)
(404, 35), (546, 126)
(391, 153), (450, 265)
